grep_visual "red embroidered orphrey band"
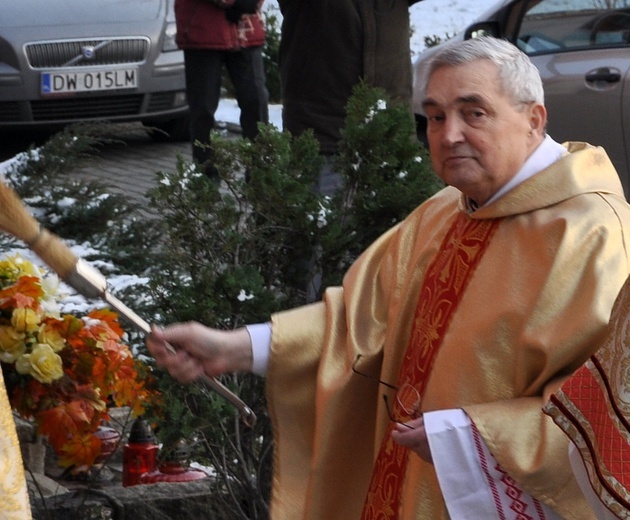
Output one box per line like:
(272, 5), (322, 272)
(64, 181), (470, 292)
(360, 213), (499, 519)
(549, 356), (630, 510)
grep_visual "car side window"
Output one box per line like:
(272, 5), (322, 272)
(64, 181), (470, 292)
(515, 0), (630, 55)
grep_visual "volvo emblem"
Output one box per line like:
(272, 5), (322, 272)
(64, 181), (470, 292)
(81, 45), (96, 60)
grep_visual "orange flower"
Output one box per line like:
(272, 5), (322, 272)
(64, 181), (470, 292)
(0, 255), (158, 469)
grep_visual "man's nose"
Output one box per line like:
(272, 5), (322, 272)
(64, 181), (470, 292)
(442, 115), (465, 145)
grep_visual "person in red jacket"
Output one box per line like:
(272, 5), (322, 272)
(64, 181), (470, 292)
(175, 0), (268, 179)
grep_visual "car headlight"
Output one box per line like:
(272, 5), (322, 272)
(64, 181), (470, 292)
(163, 19), (178, 52)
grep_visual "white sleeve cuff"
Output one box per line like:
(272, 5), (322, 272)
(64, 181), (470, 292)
(424, 408), (502, 518)
(245, 322), (272, 376)
(424, 409), (561, 519)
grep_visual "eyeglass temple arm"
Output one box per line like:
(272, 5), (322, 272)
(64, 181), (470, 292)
(352, 354), (398, 389)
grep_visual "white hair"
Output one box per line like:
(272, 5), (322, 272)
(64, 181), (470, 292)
(419, 36), (545, 106)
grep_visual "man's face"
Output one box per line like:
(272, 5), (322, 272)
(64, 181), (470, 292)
(423, 60), (545, 206)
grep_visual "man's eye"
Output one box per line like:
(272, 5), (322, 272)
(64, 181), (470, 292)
(464, 109), (486, 123)
(427, 114), (444, 123)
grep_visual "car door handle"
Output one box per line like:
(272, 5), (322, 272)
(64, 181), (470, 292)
(586, 68), (621, 83)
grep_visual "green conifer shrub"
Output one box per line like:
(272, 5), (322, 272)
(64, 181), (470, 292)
(142, 84), (442, 518)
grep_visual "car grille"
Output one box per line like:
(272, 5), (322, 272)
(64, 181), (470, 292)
(147, 92), (179, 112)
(0, 93), (181, 123)
(25, 38), (149, 69)
(30, 95), (144, 120)
(0, 102), (21, 122)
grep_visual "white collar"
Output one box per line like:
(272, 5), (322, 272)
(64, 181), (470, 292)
(472, 135), (567, 209)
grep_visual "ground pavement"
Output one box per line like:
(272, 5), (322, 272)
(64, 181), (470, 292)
(71, 123), (192, 208)
(72, 121), (246, 215)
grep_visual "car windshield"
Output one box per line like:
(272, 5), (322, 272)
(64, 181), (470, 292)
(516, 0), (630, 55)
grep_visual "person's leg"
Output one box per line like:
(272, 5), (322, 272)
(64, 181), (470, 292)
(317, 155), (343, 197)
(225, 47), (264, 141)
(251, 46), (269, 125)
(305, 156), (342, 302)
(184, 49), (223, 178)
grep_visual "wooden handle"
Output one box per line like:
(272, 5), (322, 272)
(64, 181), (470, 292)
(29, 228), (79, 280)
(0, 180), (78, 279)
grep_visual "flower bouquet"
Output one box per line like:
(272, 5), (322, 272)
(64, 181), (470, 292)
(0, 254), (155, 469)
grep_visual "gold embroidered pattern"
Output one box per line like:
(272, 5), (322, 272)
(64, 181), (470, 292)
(0, 368), (32, 519)
(361, 213), (499, 519)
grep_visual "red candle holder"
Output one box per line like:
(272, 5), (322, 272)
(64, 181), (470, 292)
(94, 426), (121, 465)
(139, 438), (209, 484)
(139, 461), (208, 484)
(122, 417), (159, 487)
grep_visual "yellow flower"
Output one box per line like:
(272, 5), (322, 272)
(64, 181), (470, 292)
(16, 343), (64, 384)
(39, 274), (62, 318)
(0, 254), (42, 282)
(13, 255), (43, 277)
(11, 307), (42, 333)
(0, 326), (26, 363)
(0, 256), (22, 282)
(37, 325), (66, 353)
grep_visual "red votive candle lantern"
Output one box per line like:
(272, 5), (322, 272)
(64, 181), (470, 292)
(122, 417), (159, 487)
(94, 426), (122, 465)
(139, 438), (208, 484)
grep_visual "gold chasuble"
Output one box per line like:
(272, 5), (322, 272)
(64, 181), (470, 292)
(361, 214), (498, 517)
(545, 274), (630, 518)
(267, 143), (630, 519)
(0, 368), (31, 519)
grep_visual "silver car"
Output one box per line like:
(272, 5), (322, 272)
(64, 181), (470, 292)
(0, 0), (188, 140)
(413, 0), (630, 195)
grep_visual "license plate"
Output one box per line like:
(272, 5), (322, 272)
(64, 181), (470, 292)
(41, 68), (138, 95)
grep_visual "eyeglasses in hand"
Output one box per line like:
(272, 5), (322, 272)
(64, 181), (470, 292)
(352, 355), (421, 430)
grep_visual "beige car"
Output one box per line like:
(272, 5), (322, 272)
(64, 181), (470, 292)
(413, 0), (630, 196)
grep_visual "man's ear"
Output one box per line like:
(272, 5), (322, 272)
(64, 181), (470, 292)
(529, 103), (547, 135)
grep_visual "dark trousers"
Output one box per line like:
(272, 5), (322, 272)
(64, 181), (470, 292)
(184, 46), (267, 175)
(251, 46), (269, 126)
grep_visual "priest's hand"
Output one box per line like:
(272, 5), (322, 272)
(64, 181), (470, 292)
(391, 415), (433, 463)
(146, 323), (253, 383)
